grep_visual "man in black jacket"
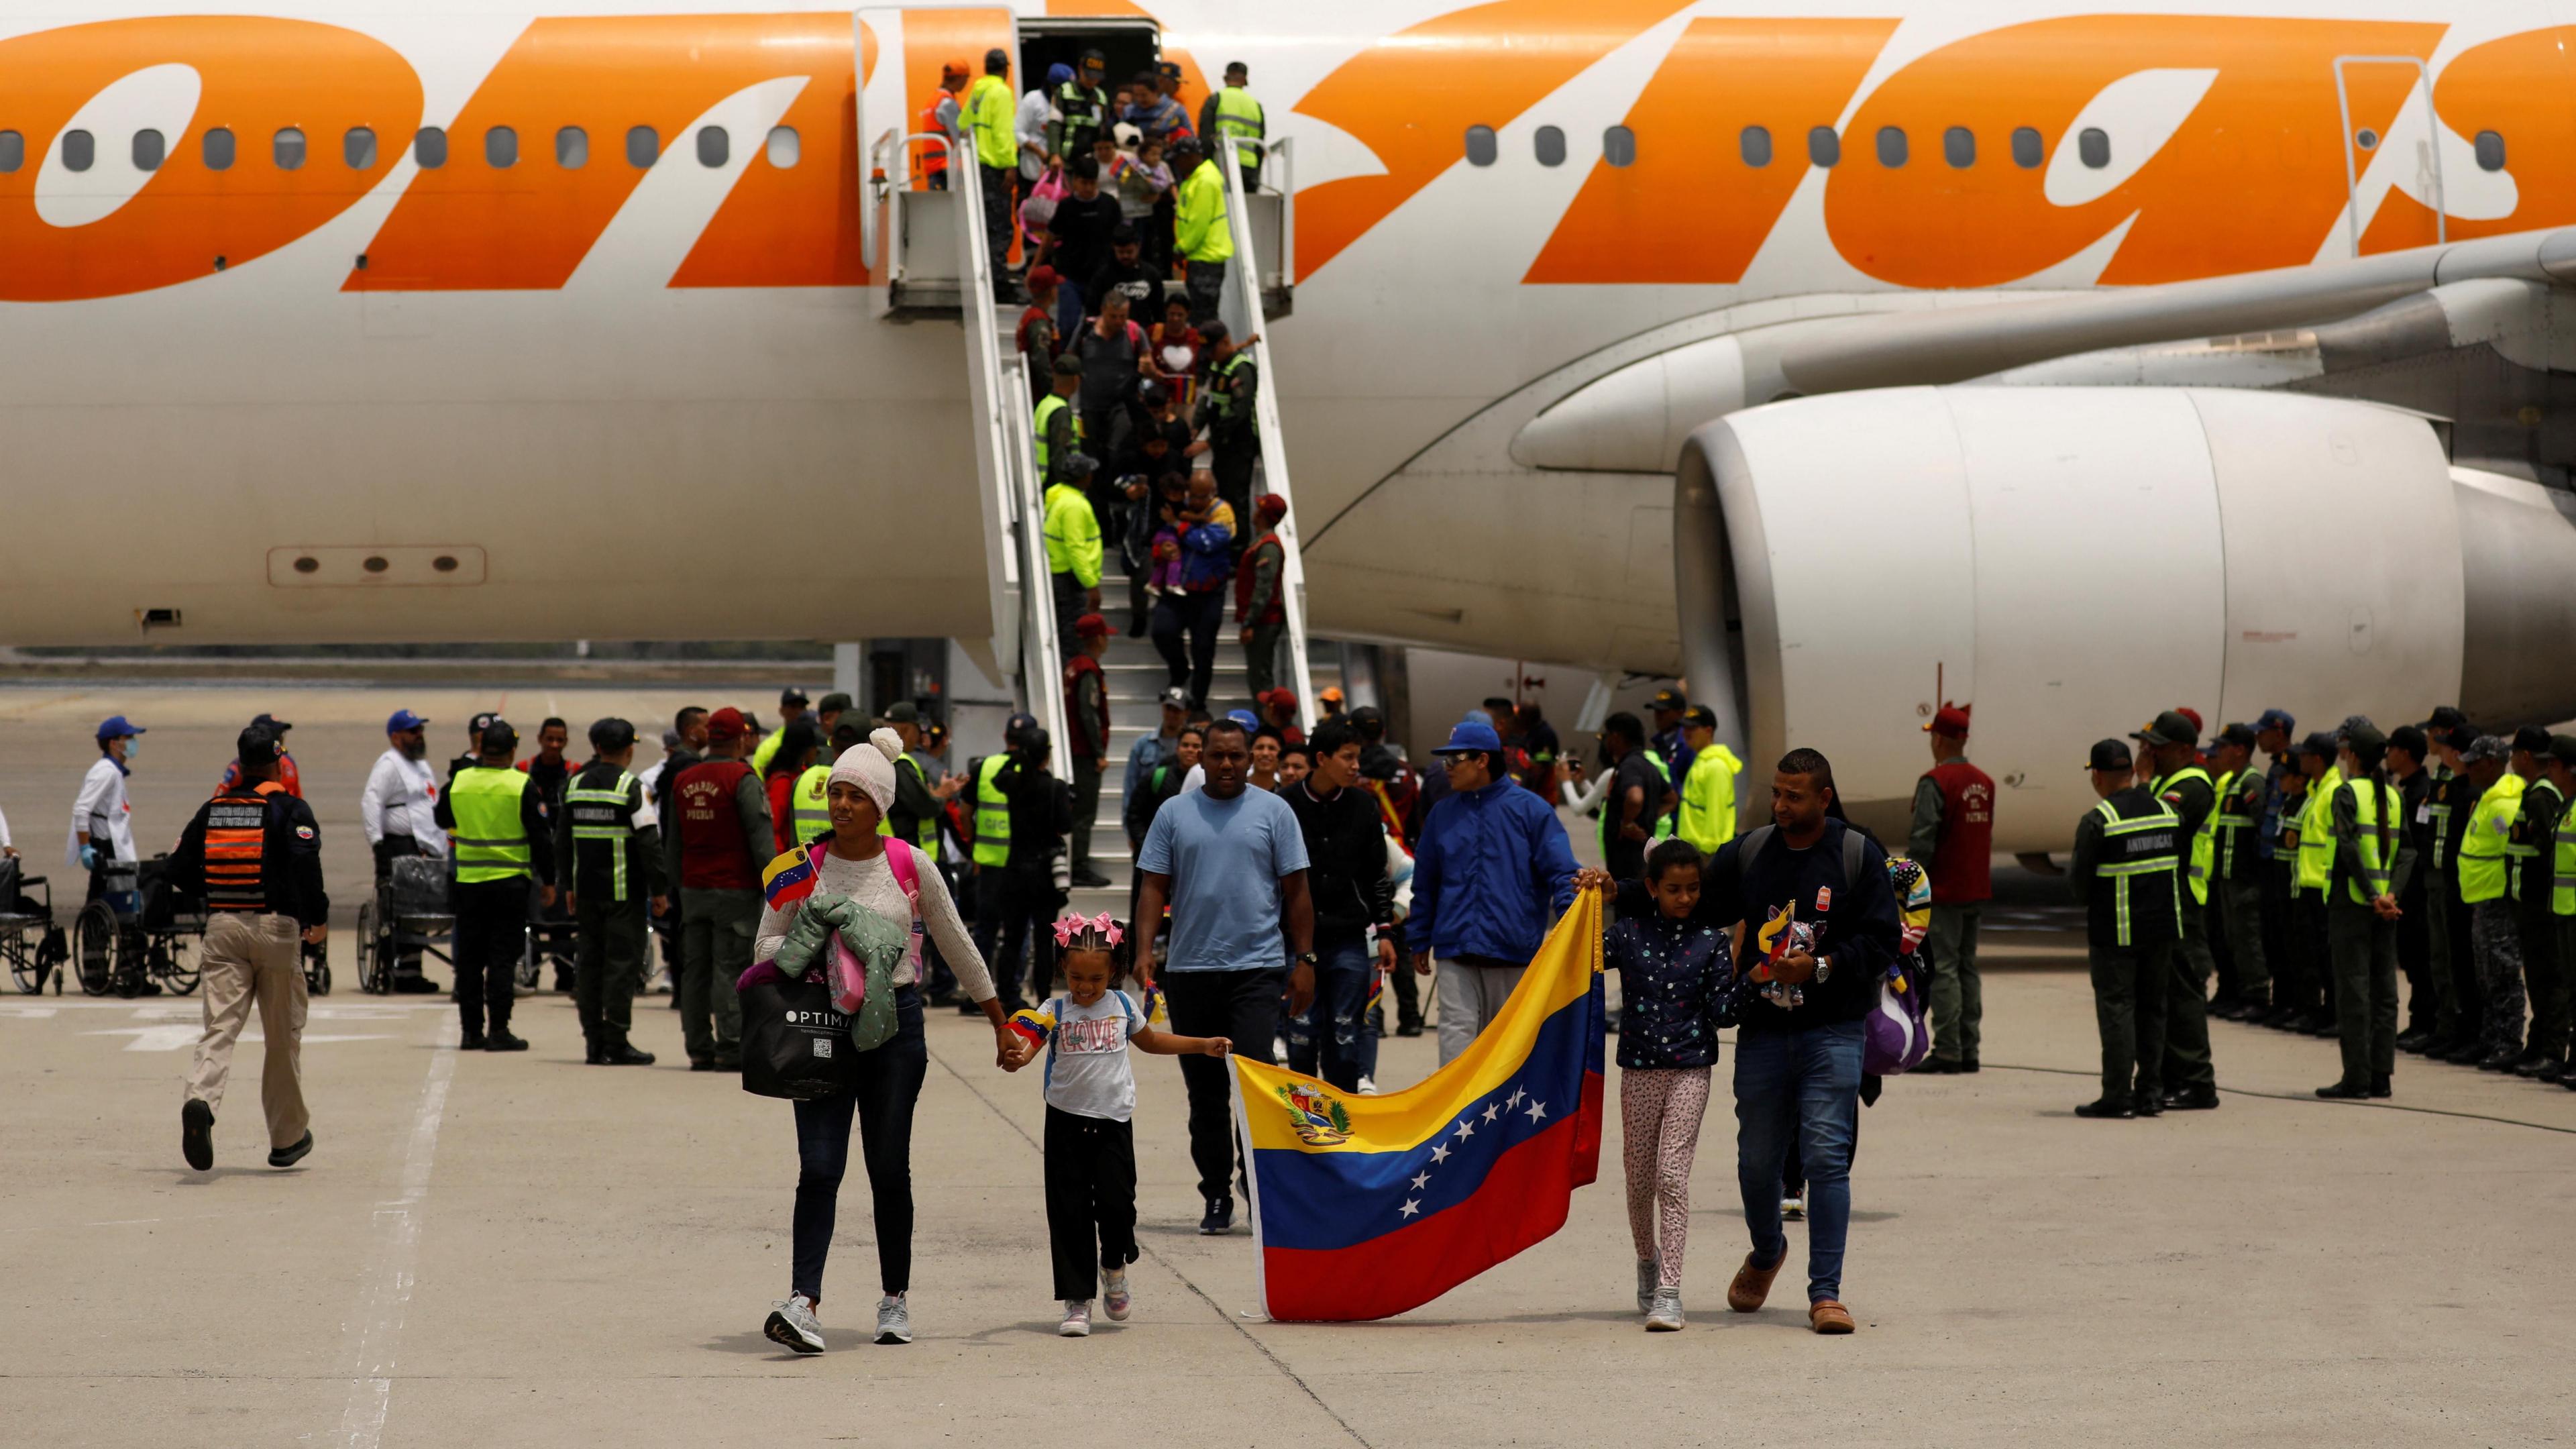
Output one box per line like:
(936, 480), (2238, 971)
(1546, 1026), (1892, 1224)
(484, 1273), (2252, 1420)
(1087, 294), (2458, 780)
(1282, 718), (1394, 1091)
(973, 727), (1073, 1011)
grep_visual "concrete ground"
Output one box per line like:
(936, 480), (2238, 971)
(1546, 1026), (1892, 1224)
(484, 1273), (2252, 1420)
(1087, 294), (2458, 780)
(5, 684), (2575, 1446)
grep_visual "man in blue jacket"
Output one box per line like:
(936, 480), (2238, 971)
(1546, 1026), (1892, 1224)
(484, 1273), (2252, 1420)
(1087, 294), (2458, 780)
(1408, 719), (1579, 1065)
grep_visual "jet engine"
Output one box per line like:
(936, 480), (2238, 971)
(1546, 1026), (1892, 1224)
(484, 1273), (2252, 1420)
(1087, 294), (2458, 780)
(1676, 386), (2576, 853)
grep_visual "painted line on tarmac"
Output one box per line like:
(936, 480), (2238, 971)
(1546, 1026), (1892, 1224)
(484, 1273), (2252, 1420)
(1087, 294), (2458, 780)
(1986, 1061), (2576, 1134)
(927, 1040), (1374, 1449)
(333, 1037), (458, 1449)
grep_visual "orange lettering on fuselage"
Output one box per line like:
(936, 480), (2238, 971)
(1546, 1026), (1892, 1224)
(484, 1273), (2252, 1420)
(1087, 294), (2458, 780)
(2358, 25), (2576, 255)
(355, 13), (863, 291)
(1823, 15), (2444, 288)
(1290, 0), (1697, 277)
(0, 17), (421, 303)
(1525, 17), (1897, 285)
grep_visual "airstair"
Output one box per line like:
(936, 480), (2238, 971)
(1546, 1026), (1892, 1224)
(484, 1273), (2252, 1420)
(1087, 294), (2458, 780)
(863, 115), (1311, 918)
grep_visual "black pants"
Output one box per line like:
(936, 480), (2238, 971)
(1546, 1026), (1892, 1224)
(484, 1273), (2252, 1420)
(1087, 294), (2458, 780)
(2520, 901), (2568, 1059)
(1163, 967), (1283, 1202)
(1044, 1106), (1138, 1301)
(973, 864), (1057, 1010)
(2327, 902), (2399, 1086)
(790, 989), (928, 1303)
(2438, 878), (2479, 1041)
(2089, 941), (2171, 1107)
(2396, 879), (2433, 1032)
(372, 836), (431, 983)
(453, 877), (527, 1036)
(1212, 436), (1257, 549)
(2284, 892), (2328, 1015)
(977, 160), (1016, 286)
(1151, 589), (1222, 708)
(1387, 923), (1423, 1030)
(1053, 570), (1090, 655)
(1069, 760), (1104, 874)
(574, 892), (645, 1046)
(2257, 861), (2292, 1004)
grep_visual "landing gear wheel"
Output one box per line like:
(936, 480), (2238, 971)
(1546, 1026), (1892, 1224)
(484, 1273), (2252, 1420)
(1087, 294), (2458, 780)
(72, 902), (117, 996)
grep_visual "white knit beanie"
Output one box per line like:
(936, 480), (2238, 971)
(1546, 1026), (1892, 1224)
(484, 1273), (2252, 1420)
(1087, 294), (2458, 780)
(827, 727), (904, 816)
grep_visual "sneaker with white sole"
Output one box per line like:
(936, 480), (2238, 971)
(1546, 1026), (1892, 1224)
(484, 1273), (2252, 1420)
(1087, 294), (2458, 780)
(874, 1293), (912, 1344)
(1357, 1075), (1379, 1095)
(1059, 1300), (1091, 1337)
(1646, 1285), (1686, 1332)
(763, 1293), (824, 1354)
(1102, 1269), (1132, 1322)
(1780, 1194), (1805, 1222)
(1636, 1257), (1660, 1314)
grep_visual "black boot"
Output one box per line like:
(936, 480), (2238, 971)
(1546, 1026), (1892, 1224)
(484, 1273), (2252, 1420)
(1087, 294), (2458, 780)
(2314, 1080), (2369, 1099)
(601, 1038), (657, 1066)
(584, 1034), (608, 1065)
(2369, 1073), (2393, 1098)
(460, 1008), (486, 1052)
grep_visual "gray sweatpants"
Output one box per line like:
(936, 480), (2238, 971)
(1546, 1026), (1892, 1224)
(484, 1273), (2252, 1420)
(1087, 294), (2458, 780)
(1435, 957), (1525, 1066)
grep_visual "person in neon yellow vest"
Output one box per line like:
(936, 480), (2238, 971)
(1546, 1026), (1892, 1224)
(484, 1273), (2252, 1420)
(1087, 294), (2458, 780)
(1672, 706), (1743, 854)
(433, 718), (555, 1052)
(2454, 735), (2528, 1068)
(2314, 724), (2410, 1099)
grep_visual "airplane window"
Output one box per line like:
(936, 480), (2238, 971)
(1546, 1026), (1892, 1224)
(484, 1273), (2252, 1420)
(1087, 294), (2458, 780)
(486, 125), (517, 168)
(2078, 127), (2110, 168)
(274, 126), (305, 171)
(766, 125), (799, 168)
(1602, 125), (1635, 168)
(1808, 126), (1839, 168)
(1943, 126), (1974, 168)
(697, 125), (729, 167)
(62, 129), (94, 172)
(557, 126), (588, 168)
(1876, 126), (1907, 167)
(415, 126), (447, 169)
(1741, 125), (1772, 167)
(345, 126), (376, 170)
(1464, 125), (1496, 167)
(2354, 127), (2379, 152)
(1534, 125), (1565, 167)
(203, 127), (235, 171)
(2475, 129), (2506, 172)
(133, 129), (165, 172)
(2011, 126), (2043, 168)
(0, 131), (19, 173)
(627, 125), (659, 167)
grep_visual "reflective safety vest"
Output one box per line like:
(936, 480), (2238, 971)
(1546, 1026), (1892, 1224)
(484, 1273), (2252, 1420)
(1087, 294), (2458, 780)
(2510, 777), (2563, 905)
(971, 753), (1012, 867)
(1675, 744), (1741, 855)
(1205, 352), (1251, 432)
(2292, 766), (2343, 896)
(876, 755), (942, 855)
(2426, 765), (2463, 871)
(2212, 768), (2256, 881)
(1212, 85), (1265, 172)
(2339, 775), (2402, 908)
(789, 765), (833, 846)
(1034, 393), (1069, 476)
(2554, 789), (2576, 916)
(2090, 791), (2183, 948)
(564, 767), (640, 902)
(917, 95), (952, 178)
(2459, 773), (2523, 905)
(450, 766), (535, 884)
(201, 780), (287, 913)
(2153, 765), (2217, 906)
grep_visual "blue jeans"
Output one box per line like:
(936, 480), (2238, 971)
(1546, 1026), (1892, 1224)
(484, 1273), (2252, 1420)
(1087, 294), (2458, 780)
(1281, 934), (1373, 1091)
(1733, 1019), (1864, 1303)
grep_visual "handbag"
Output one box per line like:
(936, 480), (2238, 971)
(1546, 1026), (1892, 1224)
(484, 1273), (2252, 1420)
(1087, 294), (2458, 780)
(737, 964), (863, 1101)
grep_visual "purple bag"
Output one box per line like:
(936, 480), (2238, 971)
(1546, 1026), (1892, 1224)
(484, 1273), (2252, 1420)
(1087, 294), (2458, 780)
(1864, 951), (1932, 1075)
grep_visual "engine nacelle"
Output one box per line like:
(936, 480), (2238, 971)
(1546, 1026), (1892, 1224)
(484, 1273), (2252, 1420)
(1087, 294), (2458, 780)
(1678, 386), (2576, 854)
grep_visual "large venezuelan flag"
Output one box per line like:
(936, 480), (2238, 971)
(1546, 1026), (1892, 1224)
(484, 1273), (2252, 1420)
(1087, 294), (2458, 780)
(1232, 891), (1605, 1322)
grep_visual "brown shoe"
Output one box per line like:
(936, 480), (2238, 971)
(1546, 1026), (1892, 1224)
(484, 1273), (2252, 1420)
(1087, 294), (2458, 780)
(1726, 1252), (1784, 1313)
(1809, 1299), (1856, 1334)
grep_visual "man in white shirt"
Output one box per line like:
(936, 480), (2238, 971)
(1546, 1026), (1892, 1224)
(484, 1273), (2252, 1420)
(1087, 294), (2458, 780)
(360, 708), (447, 993)
(70, 714), (143, 884)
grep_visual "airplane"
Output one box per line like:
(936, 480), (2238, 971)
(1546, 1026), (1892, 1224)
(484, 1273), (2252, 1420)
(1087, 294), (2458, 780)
(4, 0), (2575, 850)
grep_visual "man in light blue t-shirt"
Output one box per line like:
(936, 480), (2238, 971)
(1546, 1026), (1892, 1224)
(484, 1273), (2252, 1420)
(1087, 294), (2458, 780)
(1133, 718), (1313, 1235)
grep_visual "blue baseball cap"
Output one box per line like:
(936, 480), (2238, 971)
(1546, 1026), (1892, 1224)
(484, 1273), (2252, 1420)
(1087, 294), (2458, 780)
(2254, 708), (2295, 733)
(1226, 708), (1259, 731)
(95, 714), (144, 741)
(386, 708), (430, 733)
(1434, 720), (1503, 755)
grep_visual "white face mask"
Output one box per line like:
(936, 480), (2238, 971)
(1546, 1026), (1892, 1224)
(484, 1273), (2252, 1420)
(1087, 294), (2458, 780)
(121, 737), (140, 760)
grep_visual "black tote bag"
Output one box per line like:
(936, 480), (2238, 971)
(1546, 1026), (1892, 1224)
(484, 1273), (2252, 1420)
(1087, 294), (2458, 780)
(739, 969), (863, 1101)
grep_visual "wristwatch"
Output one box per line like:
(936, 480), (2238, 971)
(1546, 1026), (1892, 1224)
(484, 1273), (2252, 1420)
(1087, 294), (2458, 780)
(1812, 954), (1833, 984)
(1293, 951), (1320, 965)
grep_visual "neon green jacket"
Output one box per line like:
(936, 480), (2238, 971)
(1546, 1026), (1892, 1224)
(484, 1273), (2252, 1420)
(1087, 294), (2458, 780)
(1174, 159), (1234, 264)
(965, 74), (1016, 169)
(1675, 743), (1743, 853)
(1042, 482), (1102, 587)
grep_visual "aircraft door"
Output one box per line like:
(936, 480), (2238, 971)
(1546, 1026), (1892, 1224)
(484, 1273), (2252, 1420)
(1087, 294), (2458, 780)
(2332, 55), (2446, 257)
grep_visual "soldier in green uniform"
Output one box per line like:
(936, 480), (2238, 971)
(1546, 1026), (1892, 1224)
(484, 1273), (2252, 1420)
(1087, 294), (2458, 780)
(2420, 716), (2485, 1062)
(2316, 724), (2410, 1099)
(558, 718), (665, 1066)
(2134, 710), (2219, 1112)
(2069, 738), (2184, 1120)
(2206, 723), (2268, 1021)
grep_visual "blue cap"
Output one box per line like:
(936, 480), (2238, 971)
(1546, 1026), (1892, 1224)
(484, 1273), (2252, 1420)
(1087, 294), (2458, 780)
(1226, 708), (1259, 730)
(386, 708), (429, 733)
(1435, 720), (1503, 755)
(1047, 62), (1073, 87)
(95, 714), (144, 741)
(2255, 708), (2295, 733)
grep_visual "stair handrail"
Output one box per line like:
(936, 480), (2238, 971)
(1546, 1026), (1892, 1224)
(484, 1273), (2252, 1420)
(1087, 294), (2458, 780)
(1216, 140), (1315, 733)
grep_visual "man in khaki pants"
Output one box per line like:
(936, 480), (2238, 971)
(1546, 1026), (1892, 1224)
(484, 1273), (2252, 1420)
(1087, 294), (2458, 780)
(167, 727), (330, 1171)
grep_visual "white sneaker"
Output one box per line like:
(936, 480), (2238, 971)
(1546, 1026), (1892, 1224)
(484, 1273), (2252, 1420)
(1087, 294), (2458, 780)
(1059, 1300), (1092, 1337)
(1781, 1194), (1805, 1222)
(1273, 1035), (1289, 1061)
(1636, 1257), (1660, 1314)
(1102, 1269), (1132, 1322)
(874, 1293), (912, 1344)
(1357, 1075), (1379, 1095)
(763, 1293), (824, 1354)
(1646, 1285), (1685, 1332)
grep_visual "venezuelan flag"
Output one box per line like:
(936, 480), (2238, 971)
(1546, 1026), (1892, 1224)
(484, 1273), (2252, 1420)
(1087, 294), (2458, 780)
(1231, 890), (1605, 1322)
(761, 846), (819, 912)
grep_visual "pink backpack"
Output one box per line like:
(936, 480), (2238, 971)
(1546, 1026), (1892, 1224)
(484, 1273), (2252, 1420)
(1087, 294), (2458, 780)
(828, 840), (923, 1015)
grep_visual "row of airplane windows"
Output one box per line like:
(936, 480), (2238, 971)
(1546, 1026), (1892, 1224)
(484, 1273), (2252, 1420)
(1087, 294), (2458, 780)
(1467, 122), (2514, 173)
(0, 123), (801, 175)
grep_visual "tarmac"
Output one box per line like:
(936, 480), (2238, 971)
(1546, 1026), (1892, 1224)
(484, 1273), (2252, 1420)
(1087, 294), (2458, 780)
(5, 684), (2575, 1446)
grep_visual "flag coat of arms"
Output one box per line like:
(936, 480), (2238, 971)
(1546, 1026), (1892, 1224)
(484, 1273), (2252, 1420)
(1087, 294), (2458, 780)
(1230, 891), (1606, 1322)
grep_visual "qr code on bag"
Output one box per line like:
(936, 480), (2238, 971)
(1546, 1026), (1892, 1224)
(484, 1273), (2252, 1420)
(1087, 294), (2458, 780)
(812, 1038), (834, 1059)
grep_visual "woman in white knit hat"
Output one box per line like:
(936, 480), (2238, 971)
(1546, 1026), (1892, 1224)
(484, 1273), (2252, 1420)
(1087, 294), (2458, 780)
(756, 729), (1012, 1354)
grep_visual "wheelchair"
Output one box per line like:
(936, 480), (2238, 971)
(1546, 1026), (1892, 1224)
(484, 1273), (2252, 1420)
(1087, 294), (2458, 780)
(355, 854), (455, 996)
(1, 860), (71, 994)
(71, 857), (205, 998)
